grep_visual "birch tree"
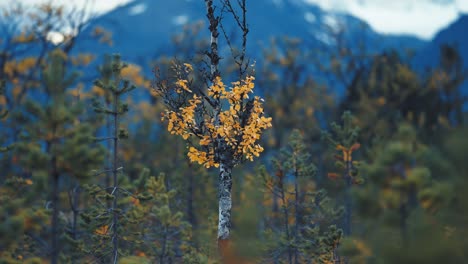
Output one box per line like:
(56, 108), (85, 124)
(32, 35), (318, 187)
(154, 0), (272, 256)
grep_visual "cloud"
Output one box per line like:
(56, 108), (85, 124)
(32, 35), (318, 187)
(9, 0), (468, 40)
(305, 0), (467, 39)
(456, 0), (468, 11)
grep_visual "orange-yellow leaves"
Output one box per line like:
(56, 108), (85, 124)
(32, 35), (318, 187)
(206, 75), (255, 102)
(376, 97), (386, 106)
(336, 143), (360, 162)
(188, 147), (205, 163)
(200, 135), (211, 146)
(175, 79), (191, 93)
(161, 73), (272, 168)
(163, 95), (201, 139)
(92, 26), (113, 46)
(183, 63), (193, 71)
(121, 64), (150, 88)
(4, 57), (37, 78)
(230, 76), (255, 100)
(350, 143), (361, 152)
(208, 76), (225, 98)
(92, 85), (106, 97)
(238, 96), (272, 161)
(12, 32), (36, 44)
(327, 172), (340, 180)
(187, 147), (218, 168)
(71, 53), (94, 67)
(328, 143), (361, 183)
(94, 225), (109, 235)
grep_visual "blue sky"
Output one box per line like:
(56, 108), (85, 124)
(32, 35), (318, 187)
(14, 0), (468, 40)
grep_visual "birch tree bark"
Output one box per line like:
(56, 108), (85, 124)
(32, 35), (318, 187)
(217, 162), (233, 241)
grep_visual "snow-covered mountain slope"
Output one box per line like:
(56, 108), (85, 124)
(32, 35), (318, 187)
(77, 0), (426, 63)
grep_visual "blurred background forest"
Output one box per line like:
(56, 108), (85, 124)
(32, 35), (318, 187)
(0, 0), (467, 263)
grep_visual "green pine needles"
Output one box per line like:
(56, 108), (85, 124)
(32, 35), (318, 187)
(261, 130), (343, 263)
(11, 50), (105, 263)
(85, 54), (136, 264)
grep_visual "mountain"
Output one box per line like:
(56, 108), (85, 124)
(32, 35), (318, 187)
(77, 0), (426, 66)
(413, 13), (468, 103)
(415, 14), (468, 69)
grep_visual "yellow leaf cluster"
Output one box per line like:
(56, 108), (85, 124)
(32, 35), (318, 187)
(161, 73), (272, 168)
(207, 75), (255, 102)
(92, 26), (113, 46)
(239, 97), (272, 161)
(163, 95), (201, 140)
(187, 147), (218, 168)
(183, 63), (193, 71)
(121, 64), (149, 87)
(336, 143), (360, 162)
(12, 32), (35, 44)
(208, 76), (226, 98)
(175, 79), (191, 93)
(71, 53), (94, 66)
(130, 196), (140, 206)
(94, 225), (109, 235)
(4, 57), (37, 77)
(91, 85), (106, 96)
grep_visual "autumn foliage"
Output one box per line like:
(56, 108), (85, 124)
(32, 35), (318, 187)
(158, 64), (272, 168)
(1, 1), (468, 263)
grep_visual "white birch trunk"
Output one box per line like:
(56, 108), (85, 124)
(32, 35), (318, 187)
(217, 162), (233, 240)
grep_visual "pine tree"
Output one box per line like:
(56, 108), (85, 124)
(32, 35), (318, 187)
(437, 125), (468, 262)
(261, 130), (342, 263)
(84, 54), (136, 263)
(0, 79), (11, 152)
(123, 171), (207, 263)
(321, 111), (363, 264)
(0, 4), (111, 231)
(340, 49), (467, 143)
(348, 123), (455, 263)
(0, 79), (45, 261)
(12, 49), (104, 263)
(322, 111), (362, 236)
